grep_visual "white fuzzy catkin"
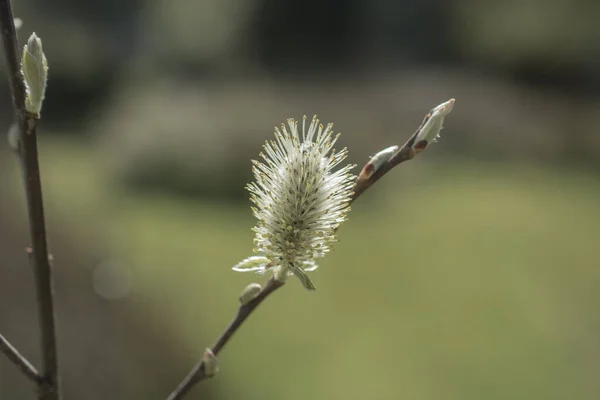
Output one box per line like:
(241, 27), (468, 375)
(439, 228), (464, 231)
(233, 116), (355, 289)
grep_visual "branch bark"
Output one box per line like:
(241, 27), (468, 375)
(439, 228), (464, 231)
(351, 98), (454, 203)
(0, 332), (43, 384)
(166, 278), (284, 400)
(351, 144), (414, 203)
(0, 1), (60, 399)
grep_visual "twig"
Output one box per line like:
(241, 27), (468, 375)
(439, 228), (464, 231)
(0, 332), (43, 384)
(0, 1), (60, 399)
(352, 98), (455, 203)
(351, 142), (414, 203)
(166, 99), (455, 400)
(166, 279), (284, 400)
(0, 0), (24, 108)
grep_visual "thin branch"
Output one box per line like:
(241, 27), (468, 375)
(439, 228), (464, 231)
(0, 0), (25, 110)
(166, 278), (284, 400)
(0, 332), (43, 384)
(166, 99), (455, 400)
(0, 1), (60, 399)
(351, 141), (414, 203)
(351, 98), (455, 203)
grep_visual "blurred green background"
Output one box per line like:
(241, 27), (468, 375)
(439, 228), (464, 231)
(1, 0), (600, 399)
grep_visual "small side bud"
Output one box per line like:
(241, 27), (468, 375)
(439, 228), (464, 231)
(21, 33), (48, 116)
(14, 18), (22, 30)
(358, 145), (399, 181)
(203, 348), (219, 377)
(239, 283), (262, 305)
(25, 247), (53, 263)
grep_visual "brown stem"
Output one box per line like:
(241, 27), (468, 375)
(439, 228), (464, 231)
(0, 1), (60, 399)
(351, 144), (415, 203)
(0, 0), (24, 109)
(0, 332), (43, 384)
(166, 279), (284, 400)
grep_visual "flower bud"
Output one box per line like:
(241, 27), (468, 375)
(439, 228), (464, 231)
(412, 98), (455, 153)
(239, 283), (262, 305)
(21, 33), (48, 116)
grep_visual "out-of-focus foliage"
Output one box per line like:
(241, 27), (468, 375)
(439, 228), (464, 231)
(0, 145), (220, 399)
(455, 0), (600, 68)
(95, 71), (600, 199)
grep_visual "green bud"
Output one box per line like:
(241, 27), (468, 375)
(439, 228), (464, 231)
(21, 33), (48, 116)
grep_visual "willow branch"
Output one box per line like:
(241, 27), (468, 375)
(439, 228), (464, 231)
(351, 140), (415, 203)
(0, 1), (60, 399)
(166, 99), (455, 400)
(0, 332), (43, 384)
(166, 278), (284, 400)
(351, 98), (455, 203)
